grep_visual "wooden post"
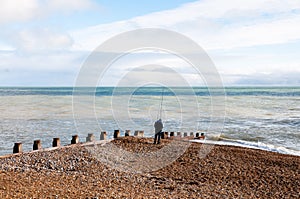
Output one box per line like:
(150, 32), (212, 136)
(183, 132), (188, 137)
(33, 140), (42, 150)
(13, 143), (22, 154)
(170, 132), (175, 137)
(138, 130), (144, 137)
(161, 132), (165, 139)
(125, 130), (130, 136)
(114, 130), (120, 139)
(177, 132), (182, 137)
(86, 133), (95, 142)
(164, 132), (169, 139)
(134, 130), (144, 137)
(100, 131), (107, 140)
(71, 135), (79, 144)
(200, 133), (205, 140)
(52, 138), (60, 147)
(134, 130), (139, 136)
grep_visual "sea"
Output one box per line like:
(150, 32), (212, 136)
(0, 87), (299, 156)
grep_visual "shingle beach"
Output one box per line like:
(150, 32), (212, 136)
(0, 137), (299, 198)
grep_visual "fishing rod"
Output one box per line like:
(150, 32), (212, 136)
(158, 87), (164, 120)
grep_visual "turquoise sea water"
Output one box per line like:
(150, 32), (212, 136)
(0, 87), (299, 156)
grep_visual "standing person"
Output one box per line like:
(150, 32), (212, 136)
(154, 119), (163, 144)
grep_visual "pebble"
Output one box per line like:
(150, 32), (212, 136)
(0, 136), (299, 198)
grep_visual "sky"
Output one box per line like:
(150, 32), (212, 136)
(0, 0), (300, 86)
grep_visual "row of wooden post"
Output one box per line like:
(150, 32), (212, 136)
(13, 137), (61, 154)
(12, 130), (202, 154)
(12, 129), (144, 154)
(162, 132), (200, 138)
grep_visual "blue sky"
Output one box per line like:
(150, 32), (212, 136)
(0, 0), (300, 86)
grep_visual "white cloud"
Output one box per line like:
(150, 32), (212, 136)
(94, 51), (220, 86)
(71, 0), (300, 51)
(0, 0), (39, 24)
(12, 28), (73, 52)
(0, 49), (85, 86)
(1, 0), (300, 86)
(0, 0), (94, 51)
(0, 50), (83, 71)
(209, 15), (300, 50)
(0, 0), (94, 24)
(232, 72), (300, 86)
(46, 0), (94, 13)
(68, 0), (300, 86)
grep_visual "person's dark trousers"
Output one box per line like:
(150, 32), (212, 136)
(154, 130), (162, 144)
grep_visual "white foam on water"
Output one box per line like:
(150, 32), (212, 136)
(191, 138), (300, 156)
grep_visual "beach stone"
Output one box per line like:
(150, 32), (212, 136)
(1, 137), (299, 198)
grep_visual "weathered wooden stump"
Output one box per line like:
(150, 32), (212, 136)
(114, 130), (120, 139)
(134, 130), (144, 137)
(138, 130), (144, 137)
(163, 132), (169, 139)
(161, 131), (165, 139)
(33, 140), (42, 150)
(125, 130), (131, 136)
(134, 130), (139, 136)
(71, 135), (79, 144)
(86, 133), (95, 142)
(100, 131), (107, 140)
(13, 143), (22, 154)
(52, 138), (60, 147)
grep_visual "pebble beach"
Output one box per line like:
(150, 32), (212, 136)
(0, 136), (299, 198)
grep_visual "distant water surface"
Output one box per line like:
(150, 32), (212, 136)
(0, 87), (299, 156)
